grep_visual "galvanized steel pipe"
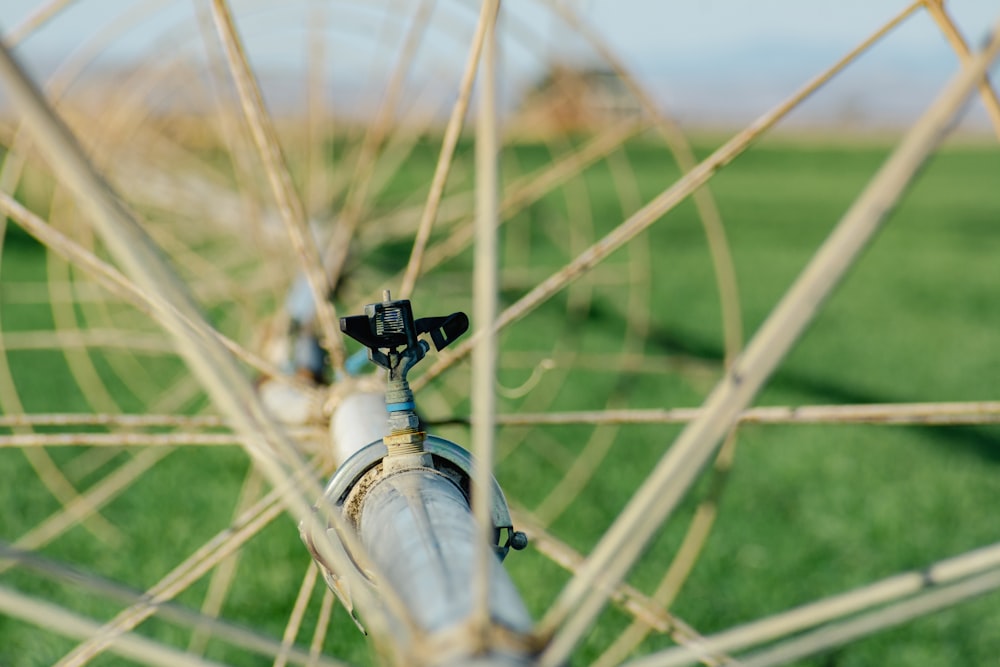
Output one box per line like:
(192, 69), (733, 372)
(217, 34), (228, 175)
(358, 467), (533, 644)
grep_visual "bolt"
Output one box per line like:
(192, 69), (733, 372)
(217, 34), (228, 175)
(510, 531), (528, 551)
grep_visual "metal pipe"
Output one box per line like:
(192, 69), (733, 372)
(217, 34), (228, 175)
(359, 468), (532, 637)
(329, 292), (531, 663)
(471, 0), (502, 639)
(313, 432), (534, 664)
(329, 391), (389, 465)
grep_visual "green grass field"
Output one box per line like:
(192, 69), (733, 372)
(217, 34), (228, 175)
(1, 134), (998, 666)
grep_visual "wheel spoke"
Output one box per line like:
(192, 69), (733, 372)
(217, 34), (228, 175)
(0, 543), (345, 667)
(736, 572), (1000, 667)
(208, 0), (347, 371)
(7, 450), (168, 556)
(411, 0), (921, 393)
(512, 511), (731, 666)
(0, 192), (321, 397)
(470, 0), (501, 636)
(923, 0), (1000, 141)
(537, 24), (1000, 664)
(51, 483), (298, 667)
(0, 38), (407, 661)
(0, 584), (231, 667)
(325, 0), (437, 292)
(4, 0), (79, 46)
(398, 0), (502, 299)
(187, 466), (267, 656)
(2, 1), (998, 665)
(543, 0), (744, 363)
(621, 541), (1000, 667)
(274, 563), (320, 667)
(486, 401), (1000, 426)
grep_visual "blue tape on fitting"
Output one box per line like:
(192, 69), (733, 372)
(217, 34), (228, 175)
(387, 401), (416, 412)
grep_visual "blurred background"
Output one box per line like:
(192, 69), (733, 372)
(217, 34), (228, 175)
(3, 0), (999, 132)
(1, 2), (999, 666)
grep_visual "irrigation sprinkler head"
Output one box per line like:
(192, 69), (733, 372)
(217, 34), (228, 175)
(340, 291), (468, 384)
(341, 292), (468, 457)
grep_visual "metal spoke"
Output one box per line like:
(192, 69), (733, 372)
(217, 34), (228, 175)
(480, 401), (1000, 427)
(471, 0), (501, 638)
(0, 192), (320, 397)
(4, 0), (79, 46)
(50, 485), (297, 667)
(621, 541), (1000, 667)
(411, 0), (923, 393)
(6, 450), (167, 557)
(0, 431), (319, 448)
(398, 0), (502, 298)
(0, 585), (230, 667)
(512, 511), (732, 665)
(923, 0), (1000, 140)
(325, 0), (437, 291)
(208, 0), (347, 371)
(187, 466), (266, 657)
(543, 0), (743, 363)
(397, 117), (642, 294)
(735, 571), (1000, 667)
(0, 38), (408, 663)
(274, 563), (320, 667)
(537, 21), (1000, 665)
(0, 543), (344, 667)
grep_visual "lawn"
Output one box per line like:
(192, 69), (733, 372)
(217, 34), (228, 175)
(1, 133), (998, 666)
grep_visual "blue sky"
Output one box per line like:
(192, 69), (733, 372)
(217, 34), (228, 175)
(2, 0), (998, 129)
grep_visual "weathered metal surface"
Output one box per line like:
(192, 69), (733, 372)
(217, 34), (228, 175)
(305, 432), (535, 664)
(359, 468), (533, 637)
(311, 294), (534, 664)
(320, 437), (518, 557)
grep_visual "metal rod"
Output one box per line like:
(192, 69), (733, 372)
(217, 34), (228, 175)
(472, 0), (502, 643)
(737, 569), (1000, 667)
(208, 0), (347, 371)
(0, 432), (311, 448)
(411, 0), (922, 393)
(923, 0), (1000, 141)
(326, 0), (437, 291)
(3, 0), (78, 46)
(544, 0), (744, 364)
(0, 189), (320, 402)
(0, 413), (227, 428)
(4, 450), (166, 563)
(398, 0), (498, 299)
(461, 401), (1000, 427)
(537, 17), (1000, 666)
(622, 540), (1000, 667)
(0, 38), (404, 660)
(0, 585), (229, 667)
(0, 544), (345, 667)
(512, 511), (727, 661)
